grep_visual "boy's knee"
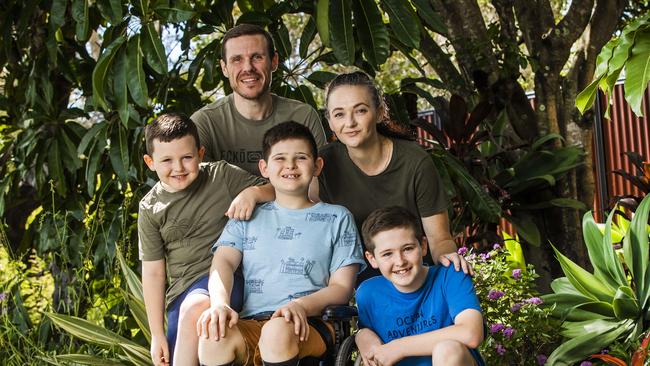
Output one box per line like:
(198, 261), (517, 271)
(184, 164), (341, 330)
(178, 295), (210, 325)
(197, 334), (242, 366)
(432, 340), (467, 364)
(259, 318), (299, 349)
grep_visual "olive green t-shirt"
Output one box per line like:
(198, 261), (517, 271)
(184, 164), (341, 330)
(191, 93), (327, 175)
(319, 138), (449, 237)
(138, 162), (265, 306)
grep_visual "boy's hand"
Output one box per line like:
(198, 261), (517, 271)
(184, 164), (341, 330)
(371, 342), (403, 366)
(197, 304), (239, 341)
(226, 188), (257, 220)
(272, 301), (309, 341)
(438, 251), (474, 276)
(150, 334), (170, 366)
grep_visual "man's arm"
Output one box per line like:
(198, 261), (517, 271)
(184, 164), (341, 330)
(371, 309), (484, 365)
(142, 260), (170, 366)
(197, 246), (242, 341)
(422, 213), (473, 275)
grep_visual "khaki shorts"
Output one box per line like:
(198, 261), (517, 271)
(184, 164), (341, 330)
(236, 318), (334, 366)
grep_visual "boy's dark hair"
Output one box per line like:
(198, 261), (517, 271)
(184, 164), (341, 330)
(145, 113), (200, 155)
(262, 121), (318, 160)
(221, 23), (275, 61)
(361, 206), (422, 252)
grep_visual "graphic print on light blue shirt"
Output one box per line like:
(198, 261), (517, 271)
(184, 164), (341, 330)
(356, 265), (484, 366)
(214, 201), (366, 318)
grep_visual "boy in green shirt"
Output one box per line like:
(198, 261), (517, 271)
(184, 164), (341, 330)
(139, 113), (272, 366)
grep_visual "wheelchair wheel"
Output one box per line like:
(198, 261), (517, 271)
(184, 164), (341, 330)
(335, 334), (362, 366)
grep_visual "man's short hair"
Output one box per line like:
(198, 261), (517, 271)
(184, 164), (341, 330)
(221, 23), (275, 61)
(145, 113), (200, 155)
(262, 121), (318, 160)
(361, 207), (422, 252)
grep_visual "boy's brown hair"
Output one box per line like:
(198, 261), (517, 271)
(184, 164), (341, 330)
(145, 113), (201, 155)
(262, 121), (318, 160)
(361, 206), (422, 252)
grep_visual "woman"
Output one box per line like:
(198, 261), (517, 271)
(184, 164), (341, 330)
(315, 71), (471, 281)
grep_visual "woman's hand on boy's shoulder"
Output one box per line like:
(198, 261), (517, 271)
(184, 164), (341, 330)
(196, 304), (239, 341)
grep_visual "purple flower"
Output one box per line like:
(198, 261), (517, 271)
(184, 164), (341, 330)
(526, 297), (543, 305)
(495, 343), (506, 355)
(511, 303), (522, 312)
(0, 293), (6, 302)
(536, 354), (547, 365)
(503, 327), (516, 339)
(457, 247), (468, 255)
(493, 243), (502, 250)
(512, 269), (522, 280)
(479, 252), (491, 261)
(487, 289), (504, 300)
(490, 323), (505, 334)
(579, 362), (592, 366)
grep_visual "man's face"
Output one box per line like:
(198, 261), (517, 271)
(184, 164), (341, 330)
(221, 34), (278, 101)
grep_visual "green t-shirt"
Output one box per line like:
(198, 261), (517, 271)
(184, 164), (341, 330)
(191, 93), (327, 175)
(319, 138), (449, 235)
(138, 161), (265, 306)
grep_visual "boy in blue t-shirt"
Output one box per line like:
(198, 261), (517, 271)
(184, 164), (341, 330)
(196, 121), (365, 366)
(356, 206), (484, 366)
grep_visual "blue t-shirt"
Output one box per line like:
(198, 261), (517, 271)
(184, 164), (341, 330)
(356, 265), (484, 366)
(214, 201), (366, 318)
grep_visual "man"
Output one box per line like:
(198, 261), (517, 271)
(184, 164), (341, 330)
(191, 23), (327, 175)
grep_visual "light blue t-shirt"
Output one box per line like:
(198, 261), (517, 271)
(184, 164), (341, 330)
(357, 265), (484, 366)
(214, 201), (366, 318)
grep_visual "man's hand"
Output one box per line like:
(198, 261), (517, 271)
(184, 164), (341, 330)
(272, 301), (309, 341)
(225, 187), (257, 220)
(150, 334), (170, 366)
(438, 251), (474, 276)
(197, 304), (239, 341)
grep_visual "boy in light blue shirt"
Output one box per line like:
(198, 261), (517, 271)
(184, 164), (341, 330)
(196, 122), (365, 366)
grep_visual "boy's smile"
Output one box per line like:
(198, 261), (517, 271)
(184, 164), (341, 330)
(144, 135), (204, 193)
(366, 227), (429, 293)
(259, 138), (323, 205)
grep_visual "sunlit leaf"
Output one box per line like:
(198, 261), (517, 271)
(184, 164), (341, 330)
(141, 22), (168, 75)
(92, 36), (126, 110)
(382, 0), (420, 49)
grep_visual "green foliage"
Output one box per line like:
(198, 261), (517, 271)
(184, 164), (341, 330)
(576, 13), (650, 117)
(461, 241), (561, 365)
(542, 194), (650, 365)
(417, 95), (585, 247)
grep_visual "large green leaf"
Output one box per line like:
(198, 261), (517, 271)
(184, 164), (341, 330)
(123, 290), (151, 343)
(141, 22), (168, 75)
(47, 312), (137, 347)
(58, 127), (83, 171)
(116, 246), (144, 301)
(504, 214), (540, 246)
(153, 1), (195, 22)
(113, 49), (130, 127)
(271, 22), (291, 60)
(316, 0), (331, 47)
(51, 354), (123, 365)
(50, 0), (67, 29)
(47, 138), (66, 197)
(352, 0), (389, 69)
(306, 71), (337, 89)
(126, 35), (148, 108)
(96, 0), (124, 23)
(583, 211), (627, 289)
(121, 343), (151, 366)
(623, 194), (650, 308)
(72, 0), (90, 41)
(108, 125), (129, 182)
(560, 318), (625, 338)
(92, 36), (126, 110)
(299, 16), (317, 59)
(623, 28), (650, 116)
(546, 319), (633, 365)
(382, 0), (420, 49)
(612, 286), (640, 319)
(329, 0), (355, 65)
(552, 245), (616, 303)
(84, 127), (108, 196)
(411, 0), (446, 34)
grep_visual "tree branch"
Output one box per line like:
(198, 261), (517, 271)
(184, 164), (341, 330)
(554, 0), (595, 51)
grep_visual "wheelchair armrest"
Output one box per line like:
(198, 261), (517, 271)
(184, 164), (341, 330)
(321, 305), (358, 321)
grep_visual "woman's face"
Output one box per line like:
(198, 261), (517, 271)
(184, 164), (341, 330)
(326, 85), (382, 148)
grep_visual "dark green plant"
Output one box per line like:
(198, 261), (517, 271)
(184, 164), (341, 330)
(542, 194), (650, 364)
(413, 95), (585, 248)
